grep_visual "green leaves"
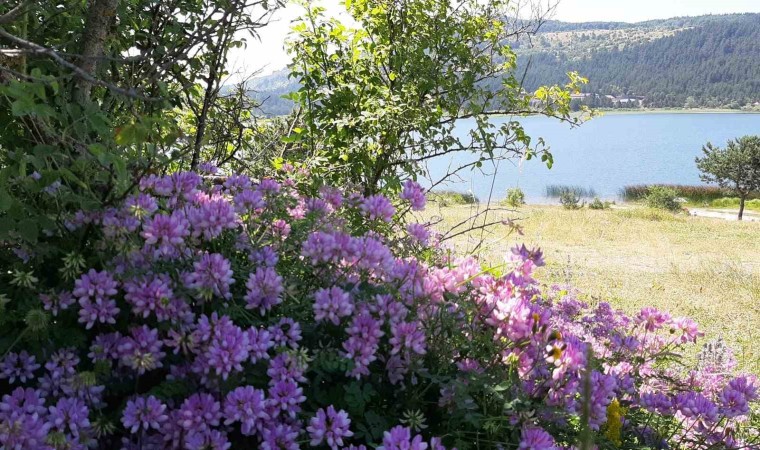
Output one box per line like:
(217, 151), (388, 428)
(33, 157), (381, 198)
(344, 381), (375, 415)
(288, 0), (584, 194)
(696, 135), (760, 219)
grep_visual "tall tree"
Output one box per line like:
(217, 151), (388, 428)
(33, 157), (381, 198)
(696, 135), (760, 220)
(287, 0), (587, 195)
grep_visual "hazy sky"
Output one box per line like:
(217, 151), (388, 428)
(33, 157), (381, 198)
(554, 0), (760, 22)
(226, 0), (760, 80)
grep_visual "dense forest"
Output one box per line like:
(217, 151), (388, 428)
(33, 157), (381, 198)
(520, 14), (760, 109)
(251, 13), (760, 115)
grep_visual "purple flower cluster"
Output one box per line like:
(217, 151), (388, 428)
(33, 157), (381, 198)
(343, 311), (384, 378)
(118, 325), (166, 374)
(124, 274), (177, 320)
(400, 180), (427, 211)
(361, 194), (395, 222)
(223, 386), (268, 435)
(4, 170), (757, 450)
(245, 266), (284, 314)
(519, 427), (557, 449)
(313, 286), (354, 325)
(122, 395), (168, 433)
(307, 406), (353, 449)
(141, 212), (190, 258)
(186, 192), (238, 239)
(186, 252), (235, 299)
(0, 351), (40, 384)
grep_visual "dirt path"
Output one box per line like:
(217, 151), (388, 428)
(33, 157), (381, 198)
(687, 207), (760, 222)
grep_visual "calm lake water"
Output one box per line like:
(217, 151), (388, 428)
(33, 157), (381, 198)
(426, 113), (760, 202)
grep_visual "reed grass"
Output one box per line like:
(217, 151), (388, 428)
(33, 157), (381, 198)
(545, 184), (597, 198)
(621, 184), (760, 203)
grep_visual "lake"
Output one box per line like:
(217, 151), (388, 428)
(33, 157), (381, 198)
(425, 113), (760, 202)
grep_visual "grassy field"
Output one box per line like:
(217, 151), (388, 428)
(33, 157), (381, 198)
(418, 204), (760, 373)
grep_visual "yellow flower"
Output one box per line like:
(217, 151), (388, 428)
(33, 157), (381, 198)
(603, 398), (625, 447)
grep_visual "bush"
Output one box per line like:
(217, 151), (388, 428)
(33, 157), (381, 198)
(644, 186), (682, 211)
(588, 197), (613, 210)
(710, 197), (760, 210)
(428, 190), (478, 206)
(505, 187), (526, 207)
(560, 190), (583, 209)
(0, 169), (757, 449)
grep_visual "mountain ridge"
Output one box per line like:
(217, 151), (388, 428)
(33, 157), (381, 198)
(247, 13), (760, 116)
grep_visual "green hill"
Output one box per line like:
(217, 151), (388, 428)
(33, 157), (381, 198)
(248, 13), (760, 115)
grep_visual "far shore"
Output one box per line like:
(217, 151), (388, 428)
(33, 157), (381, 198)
(485, 107), (760, 119)
(433, 200), (760, 221)
(596, 108), (760, 115)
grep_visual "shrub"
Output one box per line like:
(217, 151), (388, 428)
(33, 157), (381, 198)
(644, 186), (682, 212)
(428, 190), (478, 206)
(560, 190), (583, 209)
(505, 187), (526, 207)
(0, 169), (757, 449)
(588, 197), (612, 210)
(710, 197), (760, 210)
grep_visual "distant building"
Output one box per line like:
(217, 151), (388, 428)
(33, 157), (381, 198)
(610, 95), (644, 107)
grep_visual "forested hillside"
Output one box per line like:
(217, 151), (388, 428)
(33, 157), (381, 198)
(520, 14), (760, 108)
(250, 13), (760, 115)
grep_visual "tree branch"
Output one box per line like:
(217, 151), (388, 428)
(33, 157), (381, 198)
(0, 0), (31, 25)
(0, 27), (159, 101)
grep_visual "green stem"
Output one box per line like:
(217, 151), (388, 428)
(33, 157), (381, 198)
(2, 328), (28, 358)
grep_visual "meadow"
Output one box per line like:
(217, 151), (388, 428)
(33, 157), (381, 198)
(419, 203), (760, 374)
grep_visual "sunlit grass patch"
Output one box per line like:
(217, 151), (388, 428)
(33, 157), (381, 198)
(418, 204), (760, 374)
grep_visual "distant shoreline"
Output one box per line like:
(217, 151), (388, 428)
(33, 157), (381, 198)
(596, 108), (760, 115)
(484, 108), (760, 120)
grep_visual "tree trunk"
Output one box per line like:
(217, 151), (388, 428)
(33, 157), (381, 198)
(738, 195), (745, 221)
(190, 13), (232, 171)
(74, 0), (119, 104)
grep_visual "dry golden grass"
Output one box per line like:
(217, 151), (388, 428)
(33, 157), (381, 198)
(417, 204), (760, 373)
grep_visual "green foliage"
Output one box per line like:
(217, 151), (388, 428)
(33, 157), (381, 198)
(428, 190), (479, 207)
(0, 0), (280, 266)
(505, 187), (526, 207)
(520, 14), (760, 109)
(696, 135), (760, 219)
(286, 0), (587, 194)
(588, 197), (612, 210)
(560, 190), (583, 209)
(643, 186), (681, 212)
(696, 136), (760, 194)
(253, 14), (760, 113)
(709, 197), (760, 211)
(619, 184), (759, 202)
